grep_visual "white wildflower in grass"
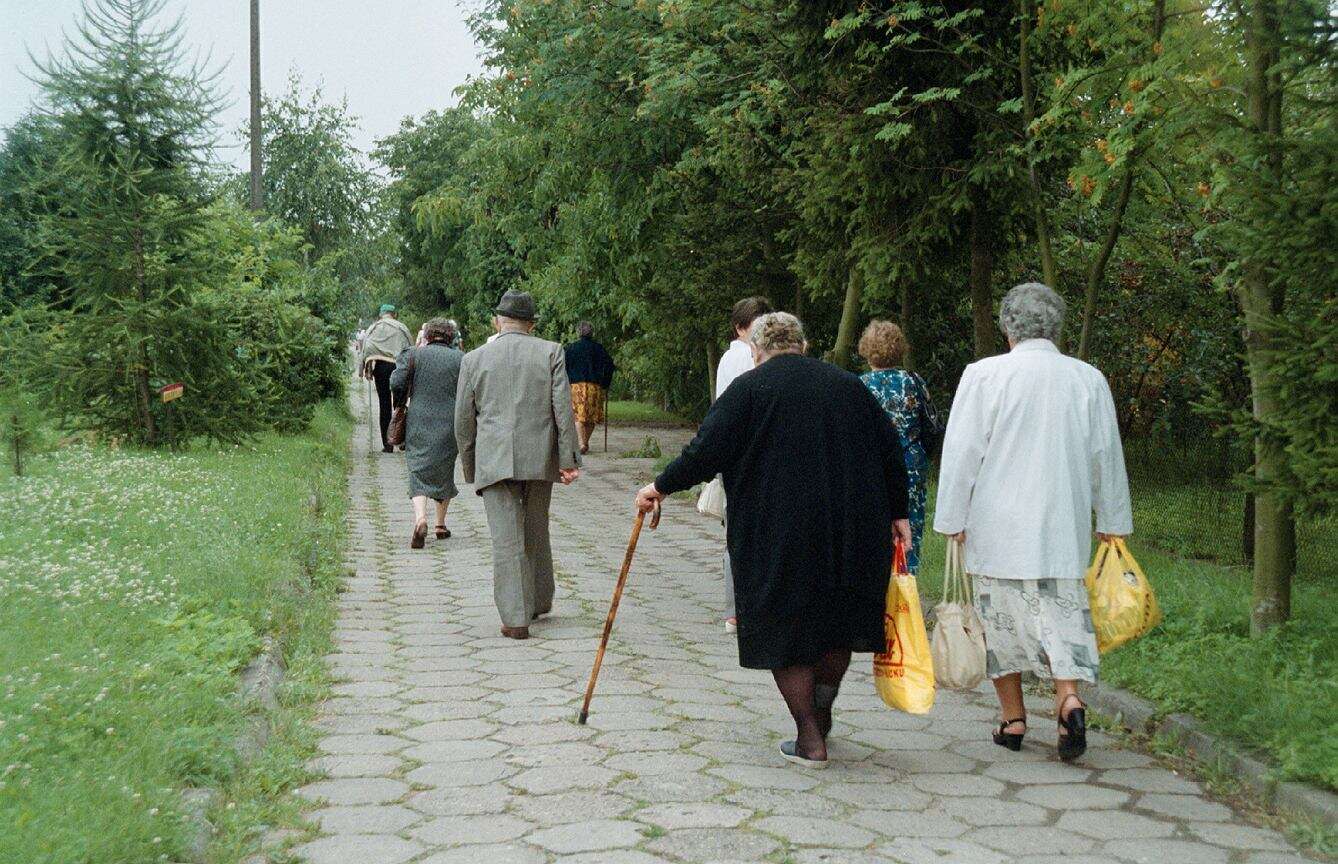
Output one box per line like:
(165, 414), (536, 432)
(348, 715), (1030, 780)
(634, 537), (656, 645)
(0, 404), (349, 862)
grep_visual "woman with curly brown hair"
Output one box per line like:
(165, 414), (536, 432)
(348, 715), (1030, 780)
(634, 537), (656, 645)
(858, 320), (939, 574)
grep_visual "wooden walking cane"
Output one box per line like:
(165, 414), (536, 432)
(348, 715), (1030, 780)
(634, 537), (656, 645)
(578, 500), (660, 724)
(603, 390), (609, 452)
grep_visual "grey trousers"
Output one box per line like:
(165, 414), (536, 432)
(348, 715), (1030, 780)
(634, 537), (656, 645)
(481, 480), (555, 628)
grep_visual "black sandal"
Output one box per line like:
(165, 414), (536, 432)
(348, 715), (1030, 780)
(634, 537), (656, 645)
(1057, 694), (1087, 762)
(434, 525), (451, 539)
(993, 717), (1027, 751)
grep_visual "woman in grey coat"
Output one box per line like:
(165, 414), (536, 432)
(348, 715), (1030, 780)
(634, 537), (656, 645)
(391, 318), (464, 548)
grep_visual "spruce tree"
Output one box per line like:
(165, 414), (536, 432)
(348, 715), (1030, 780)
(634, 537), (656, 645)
(33, 0), (225, 445)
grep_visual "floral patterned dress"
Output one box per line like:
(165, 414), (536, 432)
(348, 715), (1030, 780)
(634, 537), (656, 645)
(861, 368), (931, 573)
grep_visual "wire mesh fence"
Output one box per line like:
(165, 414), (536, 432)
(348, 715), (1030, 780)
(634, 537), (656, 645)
(1122, 436), (1335, 582)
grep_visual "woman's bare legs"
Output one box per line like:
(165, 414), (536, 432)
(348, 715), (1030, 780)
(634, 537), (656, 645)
(992, 673), (1028, 734)
(435, 498), (451, 529)
(411, 495), (429, 531)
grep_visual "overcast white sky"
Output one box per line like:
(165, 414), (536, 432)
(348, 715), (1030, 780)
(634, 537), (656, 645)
(0, 0), (486, 168)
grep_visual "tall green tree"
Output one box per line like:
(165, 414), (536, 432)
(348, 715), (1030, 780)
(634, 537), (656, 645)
(33, 0), (226, 445)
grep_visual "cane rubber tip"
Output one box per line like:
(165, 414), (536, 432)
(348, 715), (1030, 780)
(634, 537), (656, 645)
(577, 712), (588, 725)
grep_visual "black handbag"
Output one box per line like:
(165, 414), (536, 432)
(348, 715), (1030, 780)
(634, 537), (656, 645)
(913, 372), (944, 459)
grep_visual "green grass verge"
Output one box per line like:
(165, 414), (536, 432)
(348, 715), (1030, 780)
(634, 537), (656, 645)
(911, 484), (1336, 793)
(607, 400), (687, 425)
(0, 401), (350, 864)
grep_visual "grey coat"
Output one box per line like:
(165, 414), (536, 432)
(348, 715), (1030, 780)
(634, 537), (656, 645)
(455, 330), (582, 492)
(391, 343), (464, 500)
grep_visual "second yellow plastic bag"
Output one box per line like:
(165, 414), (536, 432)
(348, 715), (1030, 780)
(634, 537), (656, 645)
(874, 541), (936, 714)
(1085, 537), (1163, 654)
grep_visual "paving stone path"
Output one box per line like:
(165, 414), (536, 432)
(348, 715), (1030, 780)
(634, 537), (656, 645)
(292, 384), (1314, 864)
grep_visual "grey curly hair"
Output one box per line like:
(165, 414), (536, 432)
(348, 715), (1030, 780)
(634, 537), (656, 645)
(999, 282), (1066, 344)
(749, 312), (806, 355)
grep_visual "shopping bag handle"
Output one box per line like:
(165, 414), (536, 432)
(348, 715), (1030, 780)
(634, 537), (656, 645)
(892, 537), (909, 575)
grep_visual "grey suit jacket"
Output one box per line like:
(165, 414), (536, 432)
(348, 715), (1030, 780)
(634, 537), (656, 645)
(455, 330), (582, 491)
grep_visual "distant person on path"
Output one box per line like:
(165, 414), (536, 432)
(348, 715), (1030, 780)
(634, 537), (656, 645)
(358, 304), (413, 453)
(636, 312), (911, 768)
(714, 296), (773, 634)
(935, 282), (1132, 762)
(563, 322), (616, 454)
(860, 321), (939, 574)
(391, 318), (465, 549)
(456, 290), (582, 640)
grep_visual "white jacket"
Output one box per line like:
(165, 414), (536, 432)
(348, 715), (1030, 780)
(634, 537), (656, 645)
(933, 339), (1132, 580)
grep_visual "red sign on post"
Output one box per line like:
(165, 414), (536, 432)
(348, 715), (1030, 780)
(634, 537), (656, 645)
(159, 382), (184, 403)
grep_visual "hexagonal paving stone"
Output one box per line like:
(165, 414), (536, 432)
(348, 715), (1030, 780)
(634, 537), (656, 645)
(966, 825), (1096, 856)
(634, 802), (752, 830)
(306, 754), (404, 778)
(1099, 767), (1202, 794)
(406, 759), (518, 787)
(313, 804), (421, 834)
(415, 843), (545, 864)
(1014, 782), (1131, 810)
(291, 834), (423, 864)
(645, 827), (781, 861)
(317, 734), (408, 755)
(402, 739), (507, 763)
(296, 777), (409, 806)
(708, 764), (822, 791)
(1186, 822), (1296, 851)
(817, 780), (932, 811)
(983, 760), (1092, 784)
(401, 718), (497, 742)
(1102, 838), (1230, 864)
(527, 819), (644, 854)
(508, 764), (620, 795)
(409, 814), (533, 845)
(603, 751), (710, 775)
(1056, 809), (1177, 840)
(850, 808), (969, 839)
(725, 787), (849, 819)
(941, 796), (1049, 827)
(511, 790), (636, 826)
(405, 785), (513, 816)
(909, 773), (1007, 797)
(1132, 793), (1233, 821)
(876, 837), (1010, 864)
(754, 815), (878, 848)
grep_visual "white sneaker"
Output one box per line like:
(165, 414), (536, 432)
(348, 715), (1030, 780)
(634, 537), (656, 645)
(724, 617), (737, 634)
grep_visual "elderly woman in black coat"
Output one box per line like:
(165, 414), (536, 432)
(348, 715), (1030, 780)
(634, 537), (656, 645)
(635, 312), (911, 768)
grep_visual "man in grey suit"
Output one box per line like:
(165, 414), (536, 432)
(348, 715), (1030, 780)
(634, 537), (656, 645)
(456, 290), (582, 639)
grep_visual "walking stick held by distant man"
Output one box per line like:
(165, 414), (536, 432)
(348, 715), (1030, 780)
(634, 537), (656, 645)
(604, 390), (609, 453)
(578, 500), (660, 724)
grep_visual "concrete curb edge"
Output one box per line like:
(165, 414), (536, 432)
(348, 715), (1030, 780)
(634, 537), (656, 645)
(181, 637), (287, 863)
(1081, 680), (1336, 828)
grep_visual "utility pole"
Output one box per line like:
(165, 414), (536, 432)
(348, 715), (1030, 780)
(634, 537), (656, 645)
(248, 0), (264, 211)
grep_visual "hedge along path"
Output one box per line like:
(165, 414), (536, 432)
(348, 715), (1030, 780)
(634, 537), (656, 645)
(288, 383), (1316, 864)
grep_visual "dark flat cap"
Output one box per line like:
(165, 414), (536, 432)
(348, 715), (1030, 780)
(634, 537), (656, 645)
(494, 289), (537, 321)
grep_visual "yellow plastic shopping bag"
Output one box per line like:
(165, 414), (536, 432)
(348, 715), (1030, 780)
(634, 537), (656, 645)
(1085, 537), (1163, 654)
(874, 540), (936, 714)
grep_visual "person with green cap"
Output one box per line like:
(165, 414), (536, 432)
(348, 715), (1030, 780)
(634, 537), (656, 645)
(358, 304), (413, 452)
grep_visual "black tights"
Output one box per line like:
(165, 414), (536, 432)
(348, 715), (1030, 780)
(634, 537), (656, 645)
(771, 648), (851, 761)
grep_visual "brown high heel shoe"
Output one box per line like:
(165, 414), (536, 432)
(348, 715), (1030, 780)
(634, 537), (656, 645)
(434, 525), (450, 539)
(410, 521), (427, 549)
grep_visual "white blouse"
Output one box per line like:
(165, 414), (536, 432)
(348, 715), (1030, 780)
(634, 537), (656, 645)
(715, 339), (755, 400)
(933, 339), (1133, 580)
